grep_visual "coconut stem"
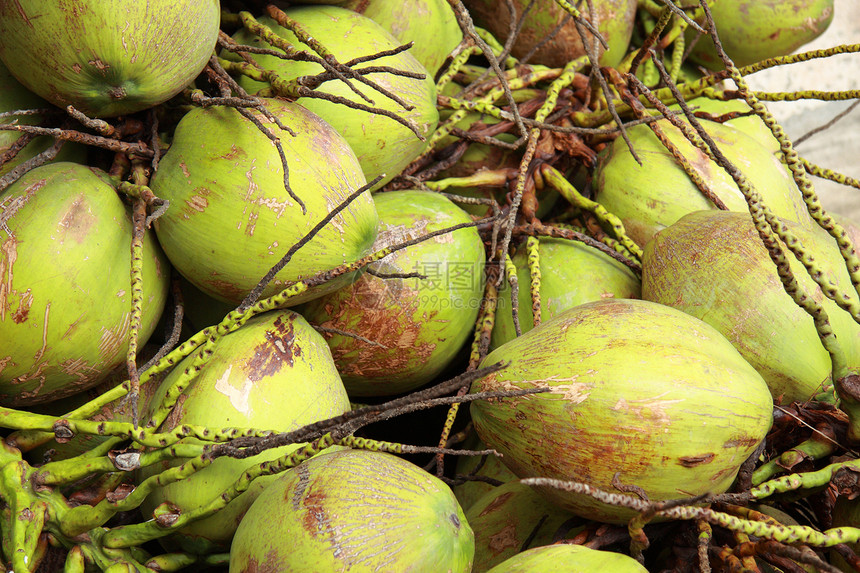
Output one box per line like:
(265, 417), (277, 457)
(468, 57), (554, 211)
(801, 158), (860, 191)
(434, 267), (500, 477)
(125, 197), (146, 428)
(539, 164), (643, 262)
(525, 236), (542, 327)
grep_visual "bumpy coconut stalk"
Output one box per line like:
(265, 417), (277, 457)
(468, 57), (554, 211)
(0, 0), (220, 117)
(299, 190), (485, 397)
(24, 351), (164, 463)
(466, 481), (579, 573)
(231, 6), (438, 188)
(150, 97), (378, 306)
(229, 449), (475, 572)
(642, 210), (860, 404)
(486, 544), (648, 572)
(341, 0), (463, 74)
(685, 0), (834, 70)
(461, 0), (637, 68)
(0, 162), (169, 406)
(138, 309), (350, 554)
(470, 299), (773, 524)
(594, 114), (812, 246)
(491, 237), (641, 350)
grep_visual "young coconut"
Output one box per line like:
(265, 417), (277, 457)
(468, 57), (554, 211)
(230, 6), (438, 187)
(150, 97), (378, 306)
(0, 162), (169, 405)
(137, 309), (351, 554)
(299, 190), (485, 397)
(491, 237), (641, 351)
(461, 0), (637, 68)
(486, 544), (648, 572)
(685, 0), (834, 70)
(642, 210), (860, 404)
(594, 114), (812, 246)
(341, 0), (463, 75)
(0, 0), (220, 117)
(229, 449), (475, 572)
(470, 299), (774, 524)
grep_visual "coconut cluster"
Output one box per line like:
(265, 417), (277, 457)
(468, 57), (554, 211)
(0, 0), (851, 571)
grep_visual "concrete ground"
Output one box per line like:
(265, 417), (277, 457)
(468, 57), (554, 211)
(743, 0), (860, 221)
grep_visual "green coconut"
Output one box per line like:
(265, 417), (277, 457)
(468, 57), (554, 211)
(229, 449), (475, 572)
(686, 0), (834, 70)
(594, 114), (812, 246)
(452, 434), (518, 512)
(138, 309), (351, 554)
(492, 237), (641, 350)
(642, 210), (860, 404)
(341, 0), (463, 74)
(467, 481), (579, 573)
(0, 162), (169, 405)
(486, 544), (648, 573)
(0, 0), (220, 117)
(299, 190), (485, 396)
(470, 298), (773, 523)
(0, 62), (87, 177)
(461, 0), (637, 68)
(230, 6), (438, 187)
(150, 97), (378, 306)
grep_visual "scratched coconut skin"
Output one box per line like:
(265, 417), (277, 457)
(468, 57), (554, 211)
(471, 298), (774, 524)
(0, 162), (169, 406)
(230, 5), (439, 188)
(594, 117), (813, 247)
(229, 449), (474, 572)
(0, 0), (220, 117)
(151, 97), (378, 306)
(137, 310), (351, 553)
(299, 190), (486, 396)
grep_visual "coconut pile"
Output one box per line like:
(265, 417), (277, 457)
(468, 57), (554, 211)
(1, 1), (858, 572)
